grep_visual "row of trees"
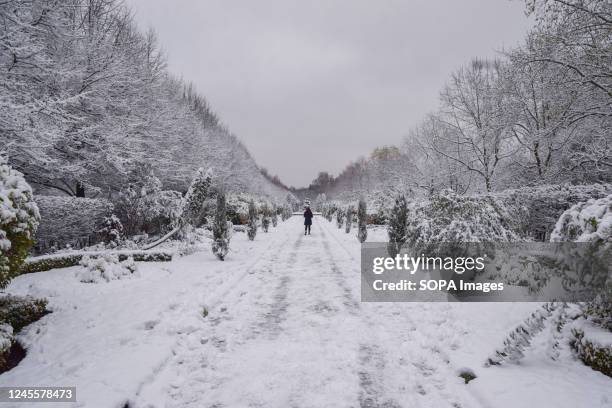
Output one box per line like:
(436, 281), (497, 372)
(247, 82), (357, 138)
(320, 199), (368, 243)
(304, 0), (610, 200)
(0, 0), (287, 199)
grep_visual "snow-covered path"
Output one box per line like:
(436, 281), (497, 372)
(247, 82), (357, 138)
(2, 217), (610, 408)
(135, 218), (483, 408)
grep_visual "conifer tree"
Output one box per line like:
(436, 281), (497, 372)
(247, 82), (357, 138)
(357, 199), (368, 243)
(180, 168), (212, 228)
(345, 205), (354, 233)
(336, 208), (345, 229)
(387, 194), (408, 256)
(261, 204), (271, 233)
(212, 191), (230, 260)
(247, 200), (257, 241)
(271, 205), (278, 227)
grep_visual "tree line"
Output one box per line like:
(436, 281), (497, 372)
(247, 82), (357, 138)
(306, 0), (610, 199)
(0, 0), (286, 199)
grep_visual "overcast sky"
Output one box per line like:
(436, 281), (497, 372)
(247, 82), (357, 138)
(125, 0), (531, 187)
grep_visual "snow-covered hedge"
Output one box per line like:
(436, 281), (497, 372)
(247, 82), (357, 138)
(405, 190), (518, 249)
(0, 157), (40, 288)
(570, 325), (612, 378)
(496, 183), (612, 240)
(34, 195), (113, 253)
(548, 195), (612, 377)
(550, 195), (612, 242)
(0, 295), (48, 333)
(22, 250), (172, 274)
(0, 295), (48, 372)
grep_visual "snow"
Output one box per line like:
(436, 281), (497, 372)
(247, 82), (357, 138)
(551, 194), (612, 242)
(1, 217), (610, 407)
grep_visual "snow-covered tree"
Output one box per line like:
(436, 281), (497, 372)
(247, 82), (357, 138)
(387, 195), (408, 257)
(357, 199), (368, 243)
(271, 205), (279, 227)
(179, 168), (212, 228)
(261, 204), (271, 233)
(212, 191), (230, 261)
(97, 215), (124, 246)
(0, 156), (40, 288)
(345, 205), (354, 233)
(247, 200), (257, 241)
(336, 208), (345, 229)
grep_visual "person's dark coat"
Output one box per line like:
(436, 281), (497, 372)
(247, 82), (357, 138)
(304, 208), (313, 225)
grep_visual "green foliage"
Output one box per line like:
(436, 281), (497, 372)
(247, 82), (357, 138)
(261, 204), (271, 233)
(345, 205), (354, 233)
(571, 329), (612, 378)
(0, 295), (48, 333)
(247, 200), (257, 241)
(0, 157), (40, 288)
(212, 192), (230, 261)
(336, 208), (345, 229)
(387, 194), (408, 257)
(21, 251), (172, 274)
(179, 168), (212, 228)
(357, 199), (368, 243)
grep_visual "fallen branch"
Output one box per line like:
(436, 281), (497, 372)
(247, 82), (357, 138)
(141, 226), (182, 250)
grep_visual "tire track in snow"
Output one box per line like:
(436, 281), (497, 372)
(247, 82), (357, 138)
(250, 233), (302, 340)
(319, 219), (487, 408)
(318, 223), (404, 408)
(133, 222), (301, 407)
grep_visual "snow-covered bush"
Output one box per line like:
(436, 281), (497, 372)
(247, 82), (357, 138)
(77, 254), (138, 283)
(0, 156), (40, 288)
(247, 201), (257, 241)
(357, 199), (367, 243)
(336, 208), (345, 229)
(212, 192), (230, 261)
(345, 205), (354, 233)
(97, 214), (124, 245)
(406, 190), (518, 250)
(0, 323), (13, 370)
(550, 195), (612, 243)
(261, 204), (271, 233)
(0, 295), (48, 372)
(497, 183), (612, 240)
(0, 295), (48, 333)
(179, 168), (212, 228)
(271, 205), (278, 227)
(548, 195), (612, 375)
(570, 327), (612, 377)
(487, 303), (556, 366)
(387, 195), (409, 256)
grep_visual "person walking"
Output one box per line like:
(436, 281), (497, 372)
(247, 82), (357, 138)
(304, 206), (313, 235)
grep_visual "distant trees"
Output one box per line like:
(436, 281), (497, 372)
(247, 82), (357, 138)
(309, 0), (611, 201)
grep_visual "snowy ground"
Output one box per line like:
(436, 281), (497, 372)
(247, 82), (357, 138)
(1, 216), (610, 408)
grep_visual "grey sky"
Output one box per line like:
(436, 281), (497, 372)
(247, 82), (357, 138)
(125, 0), (531, 187)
